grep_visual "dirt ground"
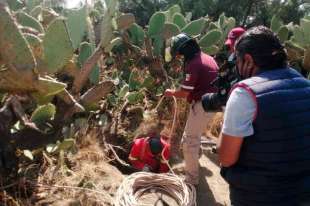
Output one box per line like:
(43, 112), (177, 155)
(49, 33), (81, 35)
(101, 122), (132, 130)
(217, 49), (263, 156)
(197, 145), (230, 206)
(167, 142), (229, 206)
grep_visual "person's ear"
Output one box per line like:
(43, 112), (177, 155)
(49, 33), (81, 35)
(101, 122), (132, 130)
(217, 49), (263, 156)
(243, 54), (253, 65)
(243, 53), (257, 77)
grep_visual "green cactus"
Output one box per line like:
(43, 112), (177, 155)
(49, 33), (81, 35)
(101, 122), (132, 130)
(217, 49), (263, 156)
(119, 85), (129, 99)
(105, 0), (119, 16)
(222, 17), (236, 38)
(41, 8), (59, 27)
(271, 15), (283, 33)
(25, 0), (42, 13)
(226, 17), (236, 31)
(34, 77), (67, 96)
(301, 19), (310, 43)
(0, 4), (36, 73)
(292, 25), (306, 46)
(287, 18), (310, 71)
(199, 29), (222, 48)
(128, 69), (142, 91)
(24, 33), (43, 58)
(43, 18), (74, 74)
(100, 10), (114, 48)
(31, 76), (67, 104)
(65, 6), (88, 50)
(126, 91), (144, 104)
(142, 75), (155, 90)
(30, 103), (56, 125)
(148, 12), (166, 38)
(153, 36), (164, 57)
(7, 0), (24, 11)
(31, 92), (54, 105)
(117, 13), (135, 30)
(173, 13), (187, 29)
(105, 37), (122, 53)
(181, 18), (206, 36)
(166, 4), (181, 22)
(99, 0), (119, 48)
(277, 26), (289, 43)
(202, 45), (219, 55)
(30, 5), (41, 18)
(78, 42), (100, 84)
(218, 13), (226, 29)
(15, 11), (44, 33)
(128, 23), (145, 47)
(208, 22), (220, 30)
(162, 23), (180, 39)
(86, 17), (96, 45)
(290, 18), (310, 47)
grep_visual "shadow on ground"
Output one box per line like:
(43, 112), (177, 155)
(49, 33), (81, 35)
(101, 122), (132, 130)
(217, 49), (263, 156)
(197, 165), (225, 206)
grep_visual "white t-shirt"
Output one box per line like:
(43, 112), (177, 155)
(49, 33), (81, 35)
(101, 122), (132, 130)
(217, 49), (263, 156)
(221, 87), (256, 137)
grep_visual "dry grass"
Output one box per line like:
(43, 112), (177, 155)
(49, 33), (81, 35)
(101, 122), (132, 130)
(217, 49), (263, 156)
(0, 129), (124, 206)
(206, 112), (224, 139)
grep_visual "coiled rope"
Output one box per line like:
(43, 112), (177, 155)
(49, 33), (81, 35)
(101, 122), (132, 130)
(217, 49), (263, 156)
(114, 172), (196, 206)
(115, 96), (197, 206)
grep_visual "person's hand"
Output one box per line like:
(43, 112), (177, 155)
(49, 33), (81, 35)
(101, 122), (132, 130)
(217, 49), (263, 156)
(164, 89), (175, 97)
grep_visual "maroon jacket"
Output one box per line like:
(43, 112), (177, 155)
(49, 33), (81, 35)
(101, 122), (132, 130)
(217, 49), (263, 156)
(181, 52), (218, 103)
(128, 137), (170, 173)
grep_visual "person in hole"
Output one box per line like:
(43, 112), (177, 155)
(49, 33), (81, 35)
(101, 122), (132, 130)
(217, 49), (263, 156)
(128, 135), (170, 173)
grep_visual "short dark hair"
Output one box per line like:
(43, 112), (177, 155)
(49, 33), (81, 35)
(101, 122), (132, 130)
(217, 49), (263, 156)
(149, 137), (163, 155)
(179, 39), (201, 62)
(235, 26), (288, 70)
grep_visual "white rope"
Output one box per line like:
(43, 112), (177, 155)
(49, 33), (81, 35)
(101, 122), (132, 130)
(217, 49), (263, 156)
(114, 172), (196, 206)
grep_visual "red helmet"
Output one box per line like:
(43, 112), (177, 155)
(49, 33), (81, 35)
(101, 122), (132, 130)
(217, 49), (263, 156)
(225, 27), (246, 52)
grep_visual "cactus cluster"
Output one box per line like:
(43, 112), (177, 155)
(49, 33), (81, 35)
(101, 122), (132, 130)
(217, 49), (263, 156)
(0, 0), (131, 135)
(126, 5), (235, 58)
(271, 14), (310, 73)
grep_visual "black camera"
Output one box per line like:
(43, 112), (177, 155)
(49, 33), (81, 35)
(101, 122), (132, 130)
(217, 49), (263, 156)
(202, 54), (240, 111)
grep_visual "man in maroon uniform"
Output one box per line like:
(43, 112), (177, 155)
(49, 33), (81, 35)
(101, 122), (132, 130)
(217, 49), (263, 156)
(165, 33), (218, 186)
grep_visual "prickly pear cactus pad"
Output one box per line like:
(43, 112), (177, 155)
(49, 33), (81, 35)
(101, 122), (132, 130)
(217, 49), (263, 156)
(173, 13), (187, 29)
(0, 3), (36, 73)
(78, 42), (100, 84)
(15, 11), (44, 33)
(30, 103), (56, 126)
(65, 6), (88, 50)
(43, 18), (74, 74)
(199, 29), (222, 48)
(181, 18), (206, 36)
(162, 23), (181, 39)
(128, 23), (145, 47)
(148, 12), (166, 38)
(34, 77), (67, 96)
